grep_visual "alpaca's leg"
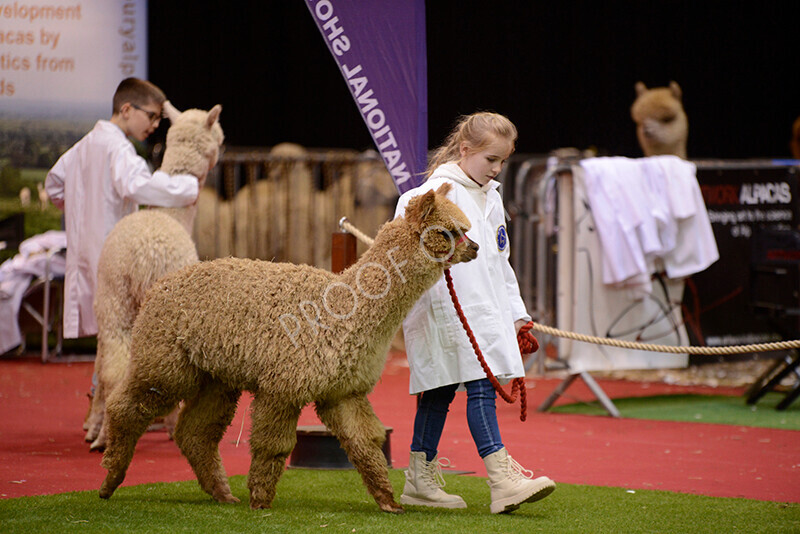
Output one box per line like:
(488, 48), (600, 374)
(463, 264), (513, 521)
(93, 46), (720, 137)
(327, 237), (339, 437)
(99, 373), (184, 499)
(316, 395), (403, 513)
(163, 404), (181, 440)
(84, 341), (106, 441)
(84, 377), (105, 442)
(246, 395), (301, 510)
(173, 381), (241, 504)
(90, 331), (133, 451)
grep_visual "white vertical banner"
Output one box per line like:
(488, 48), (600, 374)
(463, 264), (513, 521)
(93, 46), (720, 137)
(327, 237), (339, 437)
(0, 1), (147, 118)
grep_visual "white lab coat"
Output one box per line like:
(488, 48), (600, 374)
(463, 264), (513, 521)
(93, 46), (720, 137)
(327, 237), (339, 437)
(394, 163), (531, 394)
(45, 120), (199, 338)
(579, 156), (719, 294)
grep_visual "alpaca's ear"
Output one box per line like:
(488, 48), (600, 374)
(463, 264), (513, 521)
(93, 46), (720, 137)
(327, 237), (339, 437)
(206, 105), (222, 128)
(416, 189), (438, 222)
(406, 189), (437, 229)
(163, 100), (181, 122)
(435, 182), (452, 197)
(668, 81), (682, 100)
(635, 81), (647, 96)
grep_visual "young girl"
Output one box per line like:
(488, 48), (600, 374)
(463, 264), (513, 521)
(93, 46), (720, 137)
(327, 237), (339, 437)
(394, 112), (555, 513)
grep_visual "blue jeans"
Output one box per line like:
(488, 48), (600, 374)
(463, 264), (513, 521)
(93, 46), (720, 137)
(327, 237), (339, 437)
(411, 378), (504, 461)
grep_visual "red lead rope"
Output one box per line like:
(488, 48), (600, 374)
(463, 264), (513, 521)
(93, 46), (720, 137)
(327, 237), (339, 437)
(444, 269), (539, 421)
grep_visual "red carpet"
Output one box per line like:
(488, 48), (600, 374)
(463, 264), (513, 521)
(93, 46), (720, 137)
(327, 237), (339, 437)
(1, 352), (798, 503)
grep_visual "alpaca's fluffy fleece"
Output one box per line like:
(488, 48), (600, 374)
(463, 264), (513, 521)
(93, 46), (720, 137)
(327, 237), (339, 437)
(99, 183), (478, 513)
(84, 104), (223, 451)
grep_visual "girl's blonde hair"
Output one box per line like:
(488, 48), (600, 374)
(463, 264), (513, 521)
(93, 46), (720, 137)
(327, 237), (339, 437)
(426, 111), (517, 178)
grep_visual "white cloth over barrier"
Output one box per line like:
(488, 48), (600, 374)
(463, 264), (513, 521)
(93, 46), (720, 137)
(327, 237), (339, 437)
(579, 156), (719, 295)
(559, 156), (718, 372)
(0, 231), (66, 355)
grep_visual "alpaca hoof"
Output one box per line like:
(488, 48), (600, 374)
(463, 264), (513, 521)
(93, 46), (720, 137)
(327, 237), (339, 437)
(100, 471), (125, 499)
(379, 500), (404, 514)
(249, 500), (272, 510)
(215, 494), (240, 504)
(84, 428), (99, 443)
(89, 439), (106, 452)
(99, 482), (115, 499)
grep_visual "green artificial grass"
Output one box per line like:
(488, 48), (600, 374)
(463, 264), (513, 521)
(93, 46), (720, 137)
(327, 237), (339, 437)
(550, 392), (800, 430)
(1, 470), (797, 533)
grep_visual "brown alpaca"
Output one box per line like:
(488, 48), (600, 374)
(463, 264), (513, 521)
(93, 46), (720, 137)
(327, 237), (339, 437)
(99, 183), (478, 513)
(631, 81), (689, 159)
(84, 103), (223, 451)
(790, 115), (800, 159)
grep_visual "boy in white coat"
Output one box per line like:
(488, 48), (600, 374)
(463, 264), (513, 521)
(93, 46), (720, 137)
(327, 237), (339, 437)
(45, 77), (199, 339)
(395, 112), (555, 513)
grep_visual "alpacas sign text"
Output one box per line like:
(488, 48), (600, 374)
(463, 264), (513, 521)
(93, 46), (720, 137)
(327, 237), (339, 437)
(305, 0), (427, 194)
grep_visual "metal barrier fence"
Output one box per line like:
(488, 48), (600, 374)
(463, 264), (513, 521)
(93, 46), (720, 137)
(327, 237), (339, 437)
(192, 146), (399, 270)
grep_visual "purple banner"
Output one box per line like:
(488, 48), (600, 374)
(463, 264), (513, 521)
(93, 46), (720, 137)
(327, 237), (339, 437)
(305, 0), (427, 193)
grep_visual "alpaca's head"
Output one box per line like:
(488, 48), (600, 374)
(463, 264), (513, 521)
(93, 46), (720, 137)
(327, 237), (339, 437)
(631, 81), (688, 159)
(161, 102), (225, 180)
(403, 183), (479, 267)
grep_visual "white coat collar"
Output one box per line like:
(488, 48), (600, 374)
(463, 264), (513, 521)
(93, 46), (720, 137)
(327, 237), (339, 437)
(96, 119), (128, 139)
(432, 163), (500, 193)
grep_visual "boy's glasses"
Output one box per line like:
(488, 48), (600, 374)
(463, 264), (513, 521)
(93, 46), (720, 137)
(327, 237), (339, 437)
(131, 103), (161, 124)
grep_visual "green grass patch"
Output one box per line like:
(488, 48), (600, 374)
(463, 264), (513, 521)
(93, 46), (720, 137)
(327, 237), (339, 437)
(18, 167), (48, 183)
(0, 194), (63, 262)
(1, 470), (797, 533)
(551, 392), (800, 429)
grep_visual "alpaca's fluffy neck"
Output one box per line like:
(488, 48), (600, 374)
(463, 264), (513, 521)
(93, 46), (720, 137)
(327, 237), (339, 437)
(152, 161), (206, 235)
(336, 219), (443, 347)
(151, 205), (197, 235)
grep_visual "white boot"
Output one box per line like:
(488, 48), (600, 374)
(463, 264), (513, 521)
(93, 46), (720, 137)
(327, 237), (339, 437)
(484, 447), (555, 514)
(400, 451), (467, 508)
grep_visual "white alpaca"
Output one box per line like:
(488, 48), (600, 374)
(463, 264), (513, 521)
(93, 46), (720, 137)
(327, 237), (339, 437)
(19, 187), (31, 207)
(36, 182), (48, 210)
(84, 102), (224, 451)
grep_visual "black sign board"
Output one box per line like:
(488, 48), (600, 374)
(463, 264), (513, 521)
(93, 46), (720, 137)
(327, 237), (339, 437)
(683, 162), (799, 349)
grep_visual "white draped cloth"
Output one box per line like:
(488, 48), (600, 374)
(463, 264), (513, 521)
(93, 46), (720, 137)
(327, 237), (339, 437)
(579, 155), (719, 294)
(0, 231), (66, 355)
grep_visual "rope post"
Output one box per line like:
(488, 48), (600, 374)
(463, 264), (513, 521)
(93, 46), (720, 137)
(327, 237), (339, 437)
(331, 231), (357, 274)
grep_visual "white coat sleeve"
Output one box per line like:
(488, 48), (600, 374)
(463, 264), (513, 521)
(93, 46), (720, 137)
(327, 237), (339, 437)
(45, 156), (66, 210)
(110, 145), (198, 207)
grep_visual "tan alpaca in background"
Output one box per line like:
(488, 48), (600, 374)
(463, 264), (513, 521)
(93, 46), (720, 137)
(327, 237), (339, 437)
(631, 81), (689, 159)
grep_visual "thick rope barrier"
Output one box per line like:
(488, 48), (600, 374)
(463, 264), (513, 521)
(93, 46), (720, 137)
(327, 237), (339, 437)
(338, 218), (800, 356)
(528, 323), (800, 355)
(339, 217), (375, 247)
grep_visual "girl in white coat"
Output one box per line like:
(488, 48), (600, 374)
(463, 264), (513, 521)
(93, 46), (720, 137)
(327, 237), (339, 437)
(395, 112), (555, 513)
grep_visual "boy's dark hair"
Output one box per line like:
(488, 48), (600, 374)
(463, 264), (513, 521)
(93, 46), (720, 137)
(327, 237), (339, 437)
(112, 77), (166, 114)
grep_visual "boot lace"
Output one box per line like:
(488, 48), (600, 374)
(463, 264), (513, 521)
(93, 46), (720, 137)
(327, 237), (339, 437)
(506, 455), (534, 481)
(422, 456), (453, 489)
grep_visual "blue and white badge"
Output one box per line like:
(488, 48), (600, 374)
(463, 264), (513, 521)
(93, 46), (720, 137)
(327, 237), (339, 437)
(496, 225), (508, 252)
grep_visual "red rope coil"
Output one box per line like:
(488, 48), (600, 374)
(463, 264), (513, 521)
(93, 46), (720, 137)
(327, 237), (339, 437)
(444, 269), (538, 421)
